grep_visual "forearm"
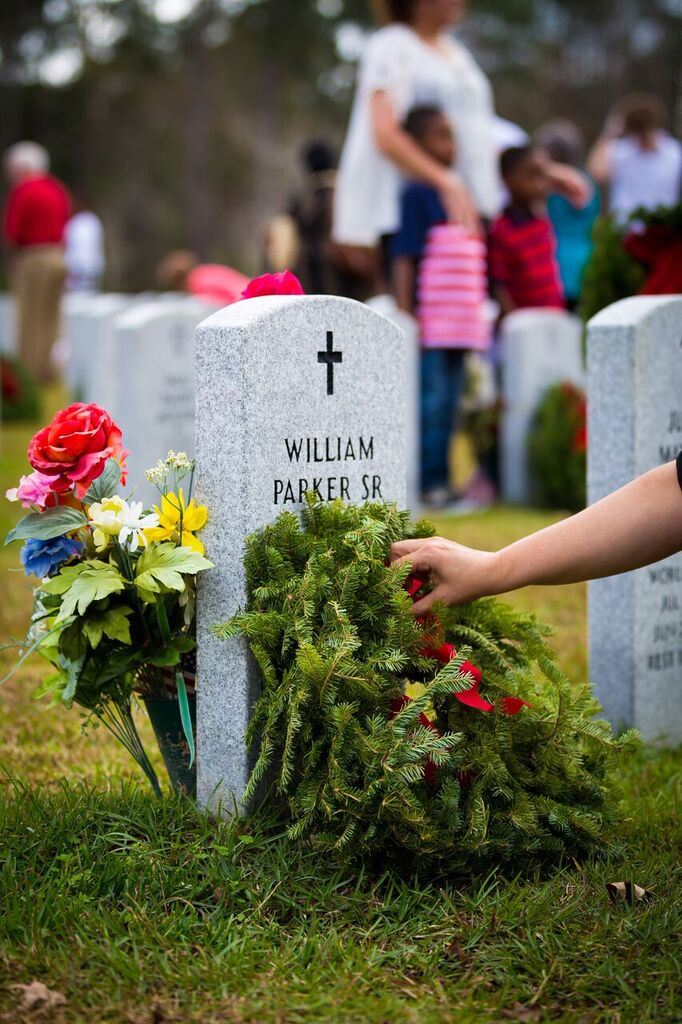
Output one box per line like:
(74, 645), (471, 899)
(393, 256), (416, 314)
(497, 463), (682, 592)
(380, 129), (449, 189)
(492, 283), (515, 318)
(372, 92), (449, 190)
(586, 137), (612, 185)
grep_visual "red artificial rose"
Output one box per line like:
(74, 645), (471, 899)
(241, 270), (305, 299)
(28, 403), (126, 499)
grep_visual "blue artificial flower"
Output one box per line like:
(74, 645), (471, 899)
(20, 536), (83, 578)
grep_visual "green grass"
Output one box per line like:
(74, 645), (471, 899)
(1, 401), (680, 1023)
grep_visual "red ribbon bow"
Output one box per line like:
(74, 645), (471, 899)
(405, 572), (531, 716)
(389, 571), (532, 786)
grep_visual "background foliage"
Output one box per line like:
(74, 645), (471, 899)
(529, 382), (586, 513)
(2, 0), (680, 288)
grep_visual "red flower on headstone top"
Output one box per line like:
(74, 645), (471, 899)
(241, 270), (305, 299)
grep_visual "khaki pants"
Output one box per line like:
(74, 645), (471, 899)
(12, 245), (67, 381)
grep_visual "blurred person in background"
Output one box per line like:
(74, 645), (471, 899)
(536, 120), (600, 312)
(65, 196), (105, 293)
(587, 93), (682, 220)
(489, 146), (565, 316)
(332, 0), (587, 294)
(289, 140), (347, 296)
(333, 0), (496, 292)
(492, 114), (529, 212)
(156, 250), (248, 306)
(391, 105), (490, 510)
(3, 141), (70, 381)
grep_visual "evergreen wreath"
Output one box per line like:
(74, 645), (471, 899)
(215, 499), (637, 865)
(529, 382), (587, 513)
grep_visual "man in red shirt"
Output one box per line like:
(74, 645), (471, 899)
(489, 146), (566, 315)
(3, 141), (71, 380)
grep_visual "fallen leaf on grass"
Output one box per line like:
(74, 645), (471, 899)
(443, 937), (472, 966)
(11, 981), (66, 1013)
(501, 1003), (542, 1022)
(606, 881), (654, 905)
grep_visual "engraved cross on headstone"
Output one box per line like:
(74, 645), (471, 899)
(317, 330), (342, 396)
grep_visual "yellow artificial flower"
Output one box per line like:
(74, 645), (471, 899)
(144, 489), (208, 554)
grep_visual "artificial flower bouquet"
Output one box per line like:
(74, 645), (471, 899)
(4, 402), (212, 794)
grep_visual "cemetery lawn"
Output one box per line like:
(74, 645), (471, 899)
(1, 402), (680, 1024)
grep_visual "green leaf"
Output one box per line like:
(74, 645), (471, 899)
(134, 544), (213, 596)
(82, 606), (133, 649)
(146, 635), (195, 667)
(41, 561), (126, 623)
(59, 619), (86, 662)
(176, 672), (195, 768)
(83, 458), (123, 504)
(5, 506), (88, 546)
(60, 652), (86, 706)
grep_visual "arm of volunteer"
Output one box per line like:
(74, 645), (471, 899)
(391, 462), (682, 611)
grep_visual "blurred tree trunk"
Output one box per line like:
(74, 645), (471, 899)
(184, 9), (212, 259)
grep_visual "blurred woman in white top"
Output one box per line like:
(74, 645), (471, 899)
(333, 0), (588, 287)
(587, 94), (682, 221)
(334, 0), (491, 252)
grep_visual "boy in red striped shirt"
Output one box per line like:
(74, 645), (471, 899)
(489, 146), (565, 314)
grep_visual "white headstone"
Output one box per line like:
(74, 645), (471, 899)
(62, 293), (131, 401)
(0, 293), (16, 355)
(367, 294), (420, 512)
(588, 294), (682, 744)
(114, 298), (214, 504)
(195, 295), (409, 813)
(500, 309), (584, 503)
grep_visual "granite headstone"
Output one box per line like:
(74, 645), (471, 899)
(0, 293), (16, 355)
(195, 295), (408, 813)
(366, 294), (420, 511)
(114, 297), (215, 505)
(500, 308), (584, 503)
(64, 293), (131, 402)
(588, 294), (682, 744)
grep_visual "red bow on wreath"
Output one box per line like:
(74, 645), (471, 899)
(390, 573), (531, 785)
(403, 573), (531, 716)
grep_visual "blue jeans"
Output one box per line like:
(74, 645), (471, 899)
(421, 348), (466, 493)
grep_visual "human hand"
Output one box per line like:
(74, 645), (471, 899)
(546, 163), (592, 209)
(437, 170), (481, 235)
(390, 536), (501, 614)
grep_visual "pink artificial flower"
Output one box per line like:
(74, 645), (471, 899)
(241, 270), (305, 299)
(6, 470), (58, 509)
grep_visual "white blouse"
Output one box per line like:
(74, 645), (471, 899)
(610, 133), (682, 221)
(333, 24), (499, 246)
